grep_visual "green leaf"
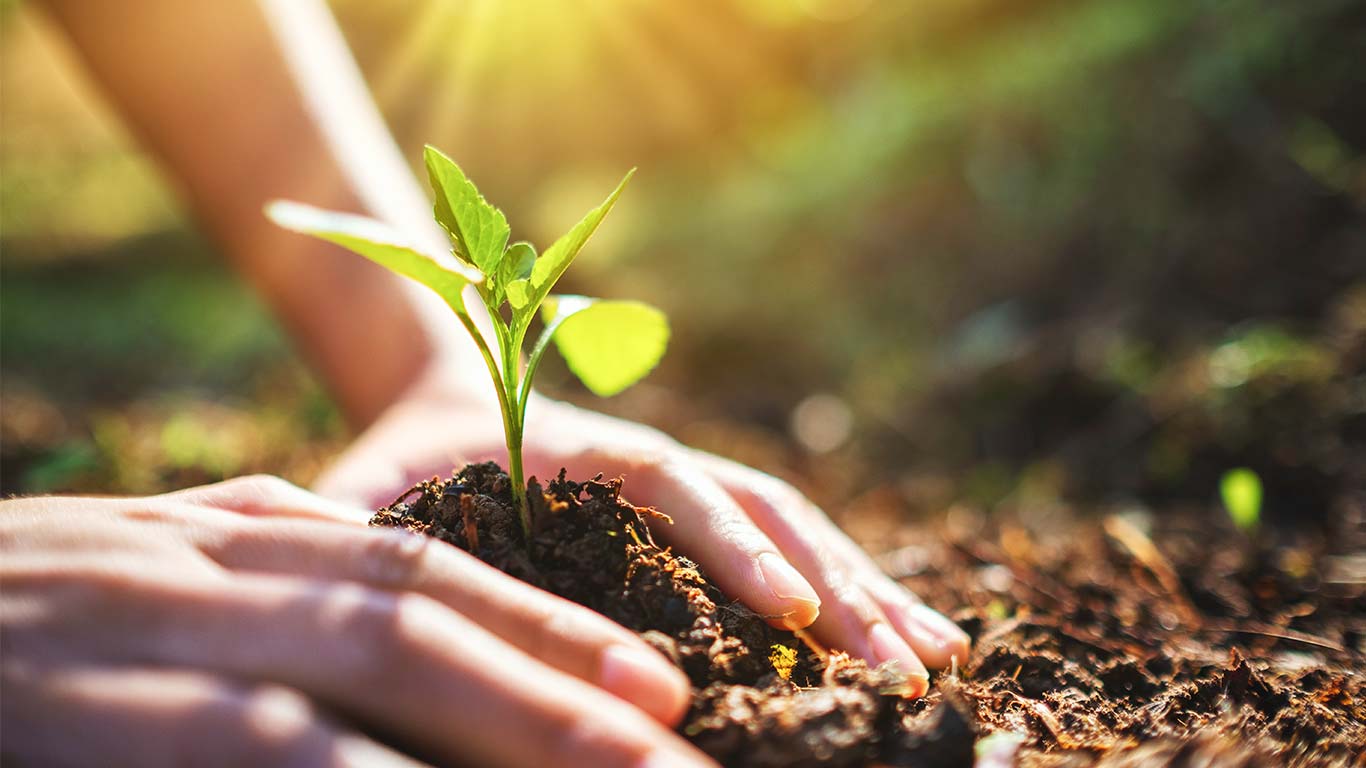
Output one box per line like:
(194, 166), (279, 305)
(507, 278), (532, 310)
(1220, 467), (1262, 532)
(524, 169), (634, 315)
(540, 295), (668, 397)
(499, 242), (536, 308)
(501, 241), (536, 281)
(265, 200), (481, 315)
(424, 145), (510, 275)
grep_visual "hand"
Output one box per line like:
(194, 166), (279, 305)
(316, 367), (971, 695)
(1, 476), (713, 768)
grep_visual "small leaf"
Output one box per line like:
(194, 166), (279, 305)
(525, 169), (634, 313)
(501, 242), (536, 281)
(265, 200), (481, 314)
(499, 242), (536, 308)
(541, 295), (668, 397)
(424, 145), (510, 275)
(1220, 468), (1262, 532)
(506, 278), (532, 310)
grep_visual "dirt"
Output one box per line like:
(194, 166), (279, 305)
(371, 462), (1366, 767)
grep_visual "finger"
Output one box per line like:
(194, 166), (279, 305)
(546, 447), (822, 632)
(694, 455), (967, 681)
(1, 664), (424, 767)
(312, 441), (431, 512)
(311, 408), (495, 511)
(701, 453), (969, 666)
(859, 576), (972, 670)
(185, 512), (690, 725)
(709, 479), (932, 692)
(27, 567), (714, 768)
(161, 475), (372, 525)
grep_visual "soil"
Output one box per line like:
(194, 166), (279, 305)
(371, 462), (1366, 767)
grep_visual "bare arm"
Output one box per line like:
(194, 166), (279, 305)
(43, 0), (480, 427)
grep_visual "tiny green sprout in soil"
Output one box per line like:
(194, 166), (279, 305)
(1220, 466), (1263, 533)
(266, 146), (668, 536)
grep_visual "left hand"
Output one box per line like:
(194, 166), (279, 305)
(315, 366), (970, 695)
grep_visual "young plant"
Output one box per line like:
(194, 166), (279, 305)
(266, 146), (668, 536)
(1219, 466), (1262, 533)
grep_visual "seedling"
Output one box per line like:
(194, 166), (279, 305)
(1219, 467), (1262, 533)
(266, 146), (668, 536)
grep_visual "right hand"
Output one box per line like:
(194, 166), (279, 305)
(1, 475), (710, 768)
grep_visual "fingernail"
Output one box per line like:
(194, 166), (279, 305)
(757, 552), (821, 629)
(910, 604), (972, 656)
(600, 645), (691, 725)
(869, 622), (929, 681)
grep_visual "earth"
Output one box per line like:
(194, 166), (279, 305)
(370, 460), (1366, 767)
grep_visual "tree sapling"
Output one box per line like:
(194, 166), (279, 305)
(266, 146), (668, 536)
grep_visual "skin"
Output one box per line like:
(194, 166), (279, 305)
(5, 0), (972, 765)
(1, 477), (705, 767)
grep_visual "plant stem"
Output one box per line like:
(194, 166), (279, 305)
(456, 311), (530, 537)
(505, 417), (528, 534)
(497, 323), (531, 538)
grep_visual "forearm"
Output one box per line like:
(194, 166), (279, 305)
(44, 0), (485, 427)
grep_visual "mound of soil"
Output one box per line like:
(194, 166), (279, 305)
(371, 463), (1366, 766)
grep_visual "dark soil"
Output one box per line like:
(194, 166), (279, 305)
(371, 463), (1366, 767)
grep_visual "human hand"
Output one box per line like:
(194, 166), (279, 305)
(316, 369), (971, 696)
(0, 476), (712, 768)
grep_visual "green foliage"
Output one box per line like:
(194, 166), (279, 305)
(424, 146), (510, 277)
(1220, 467), (1262, 532)
(499, 241), (537, 307)
(267, 147), (665, 534)
(266, 201), (481, 315)
(539, 297), (669, 397)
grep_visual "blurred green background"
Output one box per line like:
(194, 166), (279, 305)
(3, 0), (1363, 526)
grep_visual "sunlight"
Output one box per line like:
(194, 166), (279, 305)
(354, 0), (804, 177)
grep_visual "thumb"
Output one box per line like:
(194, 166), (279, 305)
(312, 409), (484, 511)
(311, 449), (409, 511)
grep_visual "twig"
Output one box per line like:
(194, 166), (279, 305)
(1102, 515), (1201, 626)
(1202, 620), (1347, 653)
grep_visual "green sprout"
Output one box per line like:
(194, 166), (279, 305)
(266, 146), (668, 536)
(1219, 467), (1262, 533)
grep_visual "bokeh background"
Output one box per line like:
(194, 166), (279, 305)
(3, 0), (1363, 530)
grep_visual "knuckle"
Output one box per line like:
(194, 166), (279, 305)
(227, 685), (332, 765)
(344, 591), (439, 675)
(344, 593), (406, 659)
(355, 529), (433, 589)
(300, 588), (406, 687)
(708, 510), (764, 547)
(228, 474), (297, 502)
(529, 603), (619, 667)
(514, 601), (566, 662)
